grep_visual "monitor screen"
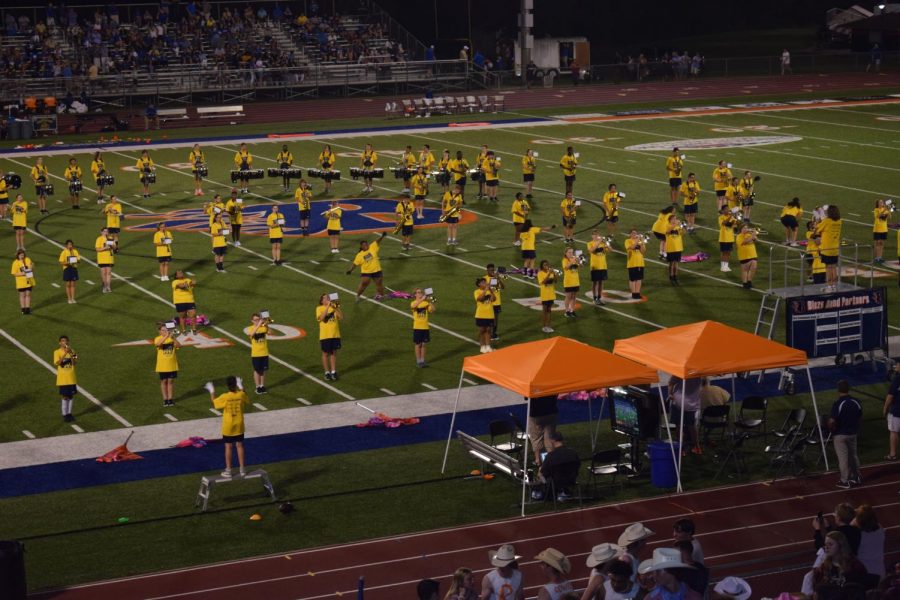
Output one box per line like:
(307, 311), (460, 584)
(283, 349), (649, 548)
(610, 388), (641, 437)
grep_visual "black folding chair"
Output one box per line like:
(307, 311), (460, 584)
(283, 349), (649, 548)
(489, 420), (522, 457)
(735, 396), (768, 444)
(587, 448), (622, 497)
(700, 405), (731, 449)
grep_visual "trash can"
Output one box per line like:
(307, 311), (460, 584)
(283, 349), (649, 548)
(648, 441), (680, 488)
(7, 119), (21, 140)
(19, 119), (33, 140)
(0, 540), (26, 600)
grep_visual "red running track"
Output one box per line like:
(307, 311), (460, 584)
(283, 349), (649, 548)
(34, 463), (900, 600)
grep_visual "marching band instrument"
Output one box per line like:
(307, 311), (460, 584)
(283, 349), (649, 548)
(307, 168), (341, 181)
(467, 168), (483, 182)
(267, 167), (303, 179)
(60, 342), (78, 364)
(439, 205), (461, 223)
(96, 174), (115, 187)
(886, 199), (896, 213)
(39, 183), (54, 195)
(68, 180), (83, 194)
(350, 167), (385, 180)
(430, 170), (450, 185)
(391, 166), (412, 179)
(230, 169), (265, 183)
(141, 172), (157, 185)
(3, 173), (22, 188)
(195, 164), (209, 177)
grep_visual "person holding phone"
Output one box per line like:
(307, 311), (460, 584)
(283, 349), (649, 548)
(11, 248), (35, 314)
(317, 293), (343, 380)
(411, 288), (434, 367)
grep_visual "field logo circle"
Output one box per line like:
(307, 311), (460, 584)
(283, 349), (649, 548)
(625, 135), (801, 151)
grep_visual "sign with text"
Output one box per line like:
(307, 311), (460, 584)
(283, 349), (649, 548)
(785, 288), (888, 358)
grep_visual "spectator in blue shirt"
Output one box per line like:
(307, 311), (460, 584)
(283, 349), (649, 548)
(883, 361), (900, 461)
(829, 380), (862, 488)
(473, 50), (485, 70)
(425, 45), (435, 62)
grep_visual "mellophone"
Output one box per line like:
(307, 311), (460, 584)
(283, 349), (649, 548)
(267, 167), (304, 179)
(96, 174), (115, 187)
(307, 168), (341, 181)
(350, 167), (385, 180)
(69, 180), (83, 194)
(140, 171), (157, 184)
(430, 170), (450, 185)
(230, 169), (265, 183)
(2, 173), (22, 188)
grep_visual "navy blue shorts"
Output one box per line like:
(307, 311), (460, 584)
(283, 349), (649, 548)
(455, 178), (466, 187)
(401, 225), (413, 236)
(564, 175), (575, 184)
(270, 237), (283, 245)
(874, 232), (888, 241)
(62, 267), (79, 282)
(562, 217), (576, 227)
(821, 254), (838, 265)
(222, 434), (245, 443)
(564, 285), (579, 293)
(13, 226), (26, 231)
(252, 356), (269, 374)
(414, 195), (426, 200)
(485, 180), (498, 188)
(780, 216), (798, 229)
(667, 252), (682, 263)
(58, 384), (77, 398)
(413, 329), (430, 344)
(158, 371), (178, 380)
(213, 247), (226, 256)
(158, 256), (171, 263)
(716, 189), (726, 197)
(98, 263), (113, 268)
(445, 217), (458, 224)
(327, 229), (341, 236)
(720, 242), (734, 252)
(522, 250), (536, 259)
(542, 300), (555, 308)
(740, 258), (757, 265)
(813, 273), (826, 283)
(653, 232), (666, 241)
(669, 177), (682, 188)
(108, 228), (120, 234)
(608, 215), (619, 223)
(320, 338), (341, 353)
(628, 267), (644, 282)
(523, 174), (535, 182)
(591, 269), (608, 282)
(475, 318), (494, 328)
(175, 302), (195, 313)
(683, 204), (698, 214)
(362, 270), (383, 279)
(299, 210), (311, 219)
(0, 198), (8, 205)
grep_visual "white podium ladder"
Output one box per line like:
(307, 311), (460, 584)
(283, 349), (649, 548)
(195, 469), (276, 512)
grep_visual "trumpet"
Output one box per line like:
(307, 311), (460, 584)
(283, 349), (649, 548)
(746, 226), (768, 236)
(638, 234), (651, 245)
(885, 199), (896, 213)
(61, 344), (78, 361)
(259, 310), (275, 324)
(551, 268), (563, 276)
(321, 208), (338, 219)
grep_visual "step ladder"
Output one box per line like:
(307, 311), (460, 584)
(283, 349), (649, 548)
(195, 469), (276, 512)
(754, 294), (782, 383)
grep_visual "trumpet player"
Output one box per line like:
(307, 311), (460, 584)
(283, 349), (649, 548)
(59, 238), (81, 304)
(484, 264), (504, 341)
(64, 157), (82, 209)
(680, 173), (700, 233)
(725, 176), (741, 212)
(602, 183), (622, 236)
(562, 246), (581, 318)
(411, 288), (435, 367)
(317, 293), (342, 380)
(294, 180), (312, 237)
(474, 144), (488, 200)
(522, 148), (536, 200)
(717, 205), (737, 273)
(347, 232), (387, 301)
(739, 170), (756, 222)
(11, 248), (35, 314)
(712, 160), (732, 211)
(325, 199), (342, 253)
(666, 214), (684, 285)
(511, 192), (531, 246)
(736, 224), (759, 289)
(234, 143), (253, 194)
(210, 212), (228, 273)
(31, 157), (50, 214)
(666, 147), (684, 206)
(780, 197), (802, 246)
(266, 204), (286, 266)
(189, 143), (206, 196)
(411, 166), (429, 220)
(103, 195), (124, 251)
(395, 195), (415, 251)
(519, 219), (555, 278)
(154, 323), (181, 407)
(474, 277), (496, 353)
(441, 184), (463, 246)
(136, 149), (156, 199)
(249, 312), (271, 394)
(560, 146), (578, 195)
(625, 229), (646, 300)
(587, 229), (610, 306)
(55, 335), (78, 422)
(448, 150), (469, 202)
(172, 270), (198, 335)
(225, 188), (243, 246)
(482, 150), (500, 203)
(873, 198), (890, 263)
(276, 144), (294, 192)
(360, 143), (378, 194)
(560, 192), (577, 243)
(318, 144), (337, 195)
(537, 260), (557, 333)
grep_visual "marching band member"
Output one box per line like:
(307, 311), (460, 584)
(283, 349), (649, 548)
(448, 150), (470, 202)
(154, 323), (181, 407)
(442, 185), (463, 246)
(560, 192), (577, 244)
(602, 184), (622, 236)
(346, 232), (387, 301)
(0, 170), (8, 220)
(54, 335), (78, 421)
(249, 312), (270, 394)
(103, 195), (123, 250)
(266, 204), (285, 266)
(739, 170), (756, 221)
(325, 198), (342, 253)
(12, 193), (28, 249)
(401, 145), (417, 196)
(679, 173), (700, 233)
(58, 239), (80, 304)
(95, 226), (115, 293)
(411, 288), (434, 367)
(276, 144), (294, 192)
(873, 198), (890, 264)
(154, 222), (173, 281)
(135, 150), (155, 199)
(511, 192), (531, 246)
(411, 165), (429, 220)
(588, 229), (610, 306)
(317, 292), (343, 380)
(806, 223), (826, 285)
(725, 176), (741, 212)
(485, 264), (504, 341)
(712, 160), (732, 211)
(91, 151), (108, 204)
(651, 205), (675, 260)
(207, 376), (250, 478)
(294, 179), (312, 236)
(360, 143), (378, 194)
(736, 225), (758, 290)
(522, 149), (536, 200)
(318, 144), (337, 194)
(537, 260), (557, 333)
(419, 144), (436, 189)
(562, 247), (581, 318)
(665, 214), (684, 286)
(519, 219), (555, 278)
(814, 204), (842, 292)
(189, 143), (206, 196)
(210, 212), (228, 273)
(474, 144), (489, 200)
(780, 197), (802, 246)
(560, 146), (578, 195)
(64, 157), (82, 209)
(234, 143), (253, 194)
(482, 150), (500, 203)
(31, 157), (50, 214)
(717, 205), (737, 273)
(395, 195), (415, 251)
(625, 229), (646, 299)
(172, 270), (198, 335)
(224, 189), (243, 246)
(438, 149), (452, 194)
(11, 248), (35, 314)
(474, 277), (496, 353)
(204, 194), (226, 228)
(666, 147), (684, 206)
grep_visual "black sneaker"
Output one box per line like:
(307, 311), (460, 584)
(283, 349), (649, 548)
(850, 477), (862, 487)
(331, 372), (339, 380)
(490, 334), (500, 341)
(324, 372), (333, 381)
(836, 480), (851, 489)
(255, 386), (263, 395)
(259, 386), (267, 394)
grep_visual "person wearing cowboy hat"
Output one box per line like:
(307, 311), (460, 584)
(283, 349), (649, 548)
(535, 548), (573, 600)
(585, 559), (640, 600)
(711, 576), (751, 600)
(638, 548), (701, 600)
(480, 544), (524, 600)
(617, 523), (654, 569)
(581, 542), (623, 598)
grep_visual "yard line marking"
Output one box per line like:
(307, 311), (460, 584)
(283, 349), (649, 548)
(849, 213), (860, 217)
(163, 413), (178, 422)
(70, 424), (84, 433)
(22, 430), (35, 439)
(463, 378), (479, 386)
(297, 398), (311, 405)
(484, 244), (496, 249)
(253, 403), (268, 411)
(339, 257), (350, 262)
(85, 280), (95, 285)
(152, 274), (162, 280)
(247, 265), (258, 271)
(456, 247), (468, 251)
(186, 271), (195, 276)
(309, 260), (320, 265)
(51, 282), (60, 288)
(209, 408), (222, 416)
(421, 383), (438, 391)
(380, 388), (396, 396)
(0, 328), (133, 428)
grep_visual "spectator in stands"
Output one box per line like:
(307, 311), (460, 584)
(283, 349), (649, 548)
(145, 104), (159, 130)
(417, 579), (440, 600)
(812, 531), (868, 590)
(581, 542), (622, 596)
(884, 360), (900, 461)
(673, 540), (708, 595)
(781, 49), (792, 76)
(814, 502), (861, 557)
(534, 548), (574, 599)
(853, 505), (885, 587)
(480, 544), (525, 600)
(673, 519), (703, 563)
(638, 548), (701, 600)
(867, 44), (881, 73)
(829, 380), (862, 488)
(528, 394), (558, 467)
(444, 567), (477, 600)
(459, 45), (468, 61)
(617, 523), (654, 569)
(536, 431), (580, 501)
(711, 577), (751, 600)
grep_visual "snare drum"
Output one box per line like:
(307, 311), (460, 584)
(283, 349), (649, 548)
(196, 165), (209, 177)
(307, 168), (324, 180)
(468, 168), (483, 182)
(248, 169), (265, 180)
(350, 167), (363, 180)
(69, 180), (83, 194)
(391, 167), (408, 179)
(141, 172), (157, 185)
(324, 170), (341, 181)
(3, 173), (22, 189)
(96, 174), (115, 187)
(370, 168), (384, 179)
(42, 184), (55, 196)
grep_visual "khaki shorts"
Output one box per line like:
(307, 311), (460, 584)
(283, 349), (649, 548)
(888, 414), (900, 433)
(528, 414), (558, 451)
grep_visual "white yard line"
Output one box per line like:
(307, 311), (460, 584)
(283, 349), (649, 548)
(21, 430), (35, 439)
(163, 414), (178, 422)
(380, 388), (396, 396)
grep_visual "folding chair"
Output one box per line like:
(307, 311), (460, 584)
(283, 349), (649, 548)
(587, 448), (622, 497)
(735, 396), (768, 443)
(805, 415), (833, 467)
(489, 420), (522, 456)
(700, 405), (730, 449)
(492, 95), (506, 112)
(547, 456), (583, 510)
(772, 408), (807, 445)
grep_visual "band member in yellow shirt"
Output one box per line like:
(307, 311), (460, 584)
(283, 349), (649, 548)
(736, 225), (758, 290)
(588, 230), (610, 305)
(234, 143), (253, 194)
(806, 225), (827, 285)
(873, 198), (890, 264)
(666, 214), (685, 285)
(91, 151), (109, 204)
(360, 143), (378, 193)
(780, 197), (803, 247)
(347, 232), (387, 301)
(136, 150), (155, 199)
(482, 150), (500, 203)
(814, 205), (842, 292)
(680, 173), (701, 233)
(725, 177), (741, 212)
(325, 199), (342, 253)
(739, 171), (757, 221)
(522, 149), (536, 199)
(103, 195), (124, 250)
(207, 376), (250, 477)
(666, 147), (684, 206)
(317, 292), (343, 380)
(0, 172), (8, 220)
(172, 270), (198, 334)
(511, 192), (531, 246)
(11, 248), (35, 314)
(189, 143), (206, 196)
(411, 166), (429, 220)
(155, 324), (181, 407)
(537, 260), (557, 333)
(484, 264), (504, 341)
(560, 146), (578, 195)
(474, 144), (488, 200)
(717, 205), (737, 273)
(519, 219), (555, 278)
(562, 247), (581, 318)
(438, 149), (452, 194)
(266, 204), (285, 266)
(602, 184), (622, 236)
(318, 144), (337, 195)
(64, 157), (82, 209)
(411, 288), (435, 367)
(474, 277), (496, 353)
(249, 313), (270, 394)
(652, 205), (676, 259)
(560, 192), (578, 243)
(54, 335), (78, 421)
(441, 185), (463, 246)
(59, 239), (80, 304)
(712, 160), (732, 211)
(95, 226), (115, 293)
(152, 222), (173, 282)
(12, 193), (28, 250)
(448, 150), (470, 202)
(276, 144), (294, 192)
(210, 212), (229, 273)
(294, 179), (312, 236)
(625, 229), (646, 299)
(401, 145), (417, 196)
(31, 157), (50, 214)
(224, 188), (243, 246)
(419, 144), (435, 198)
(395, 196), (415, 251)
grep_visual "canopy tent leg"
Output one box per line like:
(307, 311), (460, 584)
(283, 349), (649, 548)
(729, 373), (737, 423)
(656, 383), (682, 493)
(520, 396), (532, 517)
(441, 368), (466, 474)
(590, 394), (608, 454)
(805, 366), (829, 471)
(678, 379), (686, 493)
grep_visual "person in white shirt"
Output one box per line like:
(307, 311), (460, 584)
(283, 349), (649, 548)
(598, 560), (641, 600)
(781, 49), (792, 75)
(480, 544), (524, 600)
(535, 548), (573, 600)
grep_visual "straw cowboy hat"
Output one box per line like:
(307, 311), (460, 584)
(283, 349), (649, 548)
(535, 548), (571, 575)
(617, 523), (654, 547)
(586, 542), (621, 568)
(713, 576), (752, 600)
(489, 544), (522, 567)
(637, 548), (695, 574)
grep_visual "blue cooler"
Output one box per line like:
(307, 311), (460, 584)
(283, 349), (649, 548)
(648, 441), (680, 488)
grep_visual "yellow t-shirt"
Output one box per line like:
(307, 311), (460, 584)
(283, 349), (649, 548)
(537, 269), (556, 301)
(448, 158), (469, 182)
(171, 278), (194, 304)
(104, 202), (122, 228)
(31, 164), (49, 184)
(319, 150), (336, 169)
(54, 348), (77, 386)
(276, 150), (294, 166)
(713, 167), (732, 191)
(726, 185), (741, 211)
(625, 238), (645, 268)
(874, 207), (890, 234)
(154, 230), (173, 257)
(474, 289), (495, 319)
(225, 199), (243, 225)
(666, 155), (684, 178)
(234, 151), (252, 169)
(64, 165), (82, 181)
(815, 218), (842, 257)
(588, 240), (608, 270)
(395, 201), (414, 226)
(739, 177), (754, 198)
(266, 211), (285, 238)
(511, 198), (530, 224)
(214, 391), (250, 436)
(205, 201), (226, 227)
(602, 191), (620, 218)
(667, 226), (684, 253)
(210, 222), (228, 248)
(135, 157), (154, 177)
(780, 205), (802, 219)
(317, 305), (340, 339)
(736, 232), (757, 261)
(482, 157), (499, 182)
(95, 235), (114, 265)
(482, 274), (502, 306)
(250, 324), (268, 357)
(402, 152), (417, 169)
(560, 154), (578, 176)
(294, 188), (311, 212)
(0, 179), (7, 201)
(411, 299), (432, 330)
(475, 151), (487, 170)
(361, 150), (377, 167)
(353, 241), (382, 274)
(326, 206), (342, 231)
(561, 198), (577, 220)
(11, 257), (34, 289)
(154, 335), (178, 372)
(519, 226), (541, 251)
(718, 214), (736, 243)
(522, 155), (536, 175)
(12, 199), (28, 228)
(411, 174), (428, 196)
(91, 159), (106, 178)
(420, 151), (435, 170)
(807, 236), (826, 274)
(681, 181), (701, 206)
(59, 248), (80, 269)
(562, 257), (580, 288)
(189, 149), (205, 168)
(651, 212), (669, 236)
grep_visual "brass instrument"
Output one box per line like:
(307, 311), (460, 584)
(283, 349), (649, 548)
(259, 310), (275, 324)
(61, 343), (78, 362)
(439, 204), (461, 223)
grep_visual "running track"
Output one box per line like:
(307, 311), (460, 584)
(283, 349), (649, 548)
(35, 463), (900, 599)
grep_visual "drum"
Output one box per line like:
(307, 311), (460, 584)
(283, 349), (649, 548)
(42, 183), (54, 196)
(268, 168), (283, 178)
(197, 165), (209, 177)
(69, 180), (83, 194)
(283, 167), (302, 179)
(431, 170), (450, 185)
(324, 170), (341, 181)
(3, 173), (22, 189)
(96, 174), (115, 187)
(306, 168), (324, 179)
(468, 168), (483, 182)
(370, 168), (384, 179)
(391, 167), (409, 179)
(248, 169), (264, 180)
(141, 172), (157, 185)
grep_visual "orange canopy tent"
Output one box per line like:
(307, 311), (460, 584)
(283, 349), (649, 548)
(613, 321), (826, 491)
(442, 337), (658, 515)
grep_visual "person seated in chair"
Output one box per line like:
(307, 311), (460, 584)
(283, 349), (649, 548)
(535, 431), (580, 501)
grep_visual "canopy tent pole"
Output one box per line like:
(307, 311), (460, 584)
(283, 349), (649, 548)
(678, 378), (686, 493)
(729, 373), (737, 423)
(441, 368), (466, 474)
(520, 396), (532, 517)
(590, 393), (608, 454)
(656, 382), (681, 492)
(805, 366), (830, 471)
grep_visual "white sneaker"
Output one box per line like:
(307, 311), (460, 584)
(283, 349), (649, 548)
(234, 241), (241, 247)
(723, 265), (731, 272)
(513, 240), (521, 247)
(331, 248), (339, 254)
(479, 345), (487, 353)
(239, 469), (246, 477)
(220, 470), (232, 478)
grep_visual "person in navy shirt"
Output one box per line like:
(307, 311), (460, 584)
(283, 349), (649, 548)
(883, 361), (900, 461)
(829, 380), (862, 488)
